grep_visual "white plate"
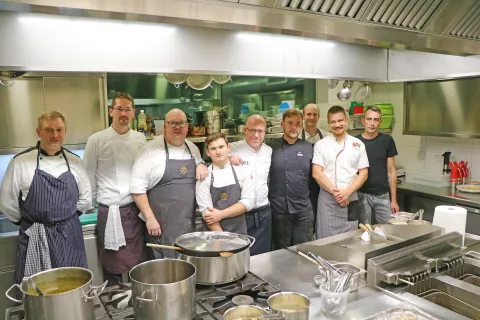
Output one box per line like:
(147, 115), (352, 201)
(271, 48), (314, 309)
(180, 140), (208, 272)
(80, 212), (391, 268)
(456, 184), (480, 193)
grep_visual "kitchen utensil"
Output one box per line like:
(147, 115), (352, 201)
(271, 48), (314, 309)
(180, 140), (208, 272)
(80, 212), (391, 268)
(163, 73), (188, 87)
(268, 292), (309, 320)
(354, 82), (371, 102)
(212, 74), (231, 84)
(359, 223), (387, 244)
(130, 259), (196, 320)
(0, 71), (27, 87)
(307, 252), (341, 274)
(408, 209), (424, 221)
(365, 224), (374, 232)
(328, 79), (339, 89)
(6, 267), (107, 320)
(147, 242), (235, 257)
(186, 74), (213, 90)
(174, 231), (255, 284)
(27, 276), (44, 296)
(319, 282), (350, 315)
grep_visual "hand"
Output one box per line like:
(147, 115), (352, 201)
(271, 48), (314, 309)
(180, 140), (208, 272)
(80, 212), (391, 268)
(146, 216), (162, 237)
(333, 188), (351, 204)
(340, 199), (349, 207)
(196, 164), (208, 181)
(203, 207), (223, 225)
(86, 207), (96, 213)
(229, 156), (244, 166)
(391, 200), (400, 213)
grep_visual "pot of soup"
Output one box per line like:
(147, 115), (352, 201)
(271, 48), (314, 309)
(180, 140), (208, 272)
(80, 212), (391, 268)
(6, 267), (107, 320)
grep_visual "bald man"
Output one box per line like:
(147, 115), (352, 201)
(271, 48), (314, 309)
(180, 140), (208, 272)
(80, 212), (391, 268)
(229, 115), (272, 255)
(130, 108), (208, 258)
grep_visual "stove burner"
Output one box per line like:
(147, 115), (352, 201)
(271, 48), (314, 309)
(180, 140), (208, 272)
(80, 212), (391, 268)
(231, 295), (254, 306)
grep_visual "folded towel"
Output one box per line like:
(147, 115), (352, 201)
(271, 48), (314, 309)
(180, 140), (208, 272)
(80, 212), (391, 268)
(104, 205), (126, 251)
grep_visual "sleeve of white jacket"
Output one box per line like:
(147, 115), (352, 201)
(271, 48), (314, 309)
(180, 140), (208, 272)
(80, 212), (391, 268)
(0, 158), (22, 222)
(238, 167), (255, 212)
(75, 161), (93, 213)
(195, 168), (213, 216)
(82, 136), (98, 206)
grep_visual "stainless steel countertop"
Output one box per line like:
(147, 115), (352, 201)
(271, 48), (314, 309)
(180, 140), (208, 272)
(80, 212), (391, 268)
(250, 248), (404, 319)
(398, 179), (480, 209)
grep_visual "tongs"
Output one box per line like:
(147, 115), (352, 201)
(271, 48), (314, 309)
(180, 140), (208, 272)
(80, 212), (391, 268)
(307, 252), (341, 274)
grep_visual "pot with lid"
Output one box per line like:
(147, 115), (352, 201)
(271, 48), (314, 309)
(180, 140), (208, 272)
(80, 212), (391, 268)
(5, 267), (107, 320)
(174, 231), (255, 284)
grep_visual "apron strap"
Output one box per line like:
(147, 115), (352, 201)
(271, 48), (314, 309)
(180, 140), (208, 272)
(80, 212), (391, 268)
(317, 129), (323, 140)
(301, 129), (306, 140)
(164, 138), (194, 162)
(35, 142), (71, 171)
(209, 164), (240, 195)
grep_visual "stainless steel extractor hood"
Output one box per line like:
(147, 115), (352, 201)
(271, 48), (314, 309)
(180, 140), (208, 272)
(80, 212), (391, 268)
(1, 0), (480, 56)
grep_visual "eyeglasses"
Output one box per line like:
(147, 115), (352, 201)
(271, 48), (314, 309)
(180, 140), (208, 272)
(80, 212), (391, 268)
(245, 128), (265, 135)
(112, 107), (133, 113)
(167, 121), (188, 128)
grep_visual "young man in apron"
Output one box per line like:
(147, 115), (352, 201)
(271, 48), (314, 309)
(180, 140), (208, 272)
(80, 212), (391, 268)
(229, 115), (272, 255)
(131, 109), (208, 258)
(84, 92), (149, 280)
(196, 133), (255, 235)
(312, 106), (369, 239)
(0, 111), (92, 283)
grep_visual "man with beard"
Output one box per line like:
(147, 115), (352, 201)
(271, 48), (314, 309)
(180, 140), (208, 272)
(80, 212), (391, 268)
(84, 92), (149, 280)
(196, 133), (255, 235)
(130, 108), (208, 258)
(357, 105), (399, 224)
(312, 106), (369, 238)
(0, 111), (92, 283)
(268, 109), (314, 248)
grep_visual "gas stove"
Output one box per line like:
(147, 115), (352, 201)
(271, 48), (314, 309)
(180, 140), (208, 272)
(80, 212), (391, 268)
(5, 272), (280, 320)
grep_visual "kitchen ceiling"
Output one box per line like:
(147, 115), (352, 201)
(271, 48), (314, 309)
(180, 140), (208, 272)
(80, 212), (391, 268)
(1, 0), (480, 55)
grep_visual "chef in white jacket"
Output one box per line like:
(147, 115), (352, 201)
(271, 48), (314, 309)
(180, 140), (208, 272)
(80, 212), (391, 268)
(83, 92), (149, 279)
(0, 111), (92, 284)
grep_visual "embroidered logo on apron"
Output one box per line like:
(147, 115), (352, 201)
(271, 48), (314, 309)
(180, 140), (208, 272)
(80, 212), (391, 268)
(180, 165), (188, 175)
(220, 192), (229, 201)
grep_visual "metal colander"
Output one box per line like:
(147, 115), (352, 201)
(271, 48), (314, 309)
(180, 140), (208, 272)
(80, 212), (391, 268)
(419, 290), (480, 320)
(459, 274), (480, 286)
(0, 71), (27, 79)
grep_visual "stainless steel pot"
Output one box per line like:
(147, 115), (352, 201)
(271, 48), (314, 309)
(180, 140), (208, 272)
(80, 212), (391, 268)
(130, 259), (196, 320)
(175, 232), (255, 285)
(5, 267), (107, 320)
(223, 305), (268, 319)
(268, 292), (310, 320)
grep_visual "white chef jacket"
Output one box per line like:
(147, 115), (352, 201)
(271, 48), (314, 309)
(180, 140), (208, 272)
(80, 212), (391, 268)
(130, 136), (203, 194)
(312, 134), (369, 189)
(196, 162), (255, 215)
(0, 147), (92, 222)
(229, 140), (272, 209)
(301, 128), (332, 144)
(83, 127), (146, 207)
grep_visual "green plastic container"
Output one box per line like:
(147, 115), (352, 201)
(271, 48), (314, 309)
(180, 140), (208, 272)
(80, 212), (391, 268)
(375, 103), (394, 115)
(79, 211), (98, 225)
(379, 115), (393, 129)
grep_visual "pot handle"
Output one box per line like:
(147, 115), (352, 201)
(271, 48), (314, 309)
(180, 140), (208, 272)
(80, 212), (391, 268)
(5, 284), (23, 304)
(84, 280), (108, 300)
(246, 235), (256, 248)
(136, 290), (154, 303)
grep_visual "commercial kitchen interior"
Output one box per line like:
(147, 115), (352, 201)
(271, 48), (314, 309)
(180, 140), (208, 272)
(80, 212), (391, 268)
(4, 0), (480, 319)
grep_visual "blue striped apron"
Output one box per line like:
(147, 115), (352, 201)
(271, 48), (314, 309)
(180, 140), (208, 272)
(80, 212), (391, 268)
(15, 147), (87, 283)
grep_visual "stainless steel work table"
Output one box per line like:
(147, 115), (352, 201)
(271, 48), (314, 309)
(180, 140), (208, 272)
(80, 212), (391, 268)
(250, 248), (404, 319)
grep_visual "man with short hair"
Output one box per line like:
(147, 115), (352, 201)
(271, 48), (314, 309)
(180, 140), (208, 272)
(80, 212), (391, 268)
(0, 111), (92, 283)
(83, 92), (149, 278)
(268, 109), (314, 248)
(301, 103), (331, 234)
(130, 108), (208, 258)
(313, 106), (369, 238)
(356, 105), (399, 224)
(229, 115), (272, 255)
(196, 133), (255, 234)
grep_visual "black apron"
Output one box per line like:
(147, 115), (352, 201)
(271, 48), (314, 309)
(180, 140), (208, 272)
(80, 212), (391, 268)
(15, 148), (87, 283)
(207, 164), (247, 235)
(147, 139), (196, 258)
(245, 204), (271, 255)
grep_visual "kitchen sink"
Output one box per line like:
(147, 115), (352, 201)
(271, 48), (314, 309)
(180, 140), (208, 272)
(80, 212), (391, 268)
(0, 216), (19, 235)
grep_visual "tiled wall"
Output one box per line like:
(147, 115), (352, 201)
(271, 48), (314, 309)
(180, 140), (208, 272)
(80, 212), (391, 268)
(316, 81), (479, 180)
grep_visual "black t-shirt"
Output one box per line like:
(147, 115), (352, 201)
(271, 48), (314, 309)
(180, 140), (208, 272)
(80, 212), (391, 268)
(356, 133), (398, 195)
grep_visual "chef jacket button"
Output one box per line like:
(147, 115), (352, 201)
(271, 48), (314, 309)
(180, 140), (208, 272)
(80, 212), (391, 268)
(40, 157), (42, 160)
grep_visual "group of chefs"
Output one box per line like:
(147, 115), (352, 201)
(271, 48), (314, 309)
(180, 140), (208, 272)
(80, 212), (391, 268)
(0, 91), (399, 284)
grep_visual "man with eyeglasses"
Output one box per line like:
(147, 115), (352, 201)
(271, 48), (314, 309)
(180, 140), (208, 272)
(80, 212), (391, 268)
(83, 92), (149, 281)
(356, 105), (399, 225)
(0, 111), (92, 284)
(312, 106), (369, 238)
(229, 115), (272, 255)
(268, 109), (315, 249)
(131, 108), (208, 258)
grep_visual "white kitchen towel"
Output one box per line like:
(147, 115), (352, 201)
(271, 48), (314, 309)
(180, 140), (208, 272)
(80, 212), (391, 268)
(104, 205), (126, 251)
